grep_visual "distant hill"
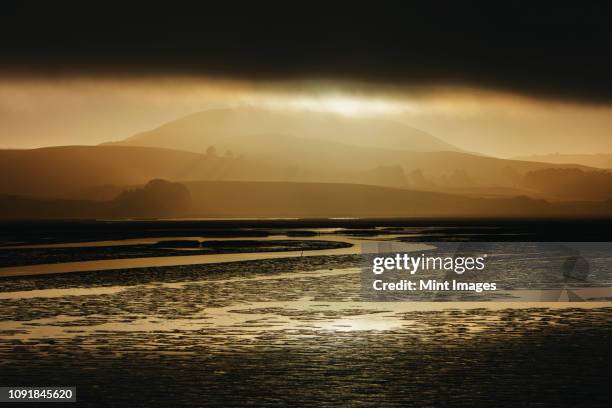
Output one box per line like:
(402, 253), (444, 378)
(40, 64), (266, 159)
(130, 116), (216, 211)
(0, 143), (598, 201)
(524, 168), (612, 201)
(106, 106), (458, 154)
(100, 107), (598, 194)
(2, 180), (610, 219)
(514, 154), (612, 169)
(183, 180), (555, 218)
(0, 179), (192, 219)
(0, 109), (603, 203)
(0, 145), (314, 199)
(0, 145), (204, 199)
(3, 108), (609, 218)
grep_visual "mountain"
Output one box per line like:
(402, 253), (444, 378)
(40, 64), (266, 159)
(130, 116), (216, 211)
(514, 154), (612, 169)
(103, 107), (597, 194)
(107, 106), (458, 154)
(1, 144), (595, 201)
(1, 109), (604, 204)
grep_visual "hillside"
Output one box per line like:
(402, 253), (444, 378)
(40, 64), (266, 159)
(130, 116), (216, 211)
(1, 142), (601, 202)
(0, 146), (203, 199)
(514, 153), (612, 169)
(1, 110), (605, 203)
(0, 145), (308, 199)
(3, 179), (610, 219)
(184, 181), (555, 218)
(102, 107), (596, 193)
(109, 106), (457, 153)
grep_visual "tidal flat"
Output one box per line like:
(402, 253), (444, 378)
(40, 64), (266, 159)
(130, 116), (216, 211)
(0, 220), (611, 406)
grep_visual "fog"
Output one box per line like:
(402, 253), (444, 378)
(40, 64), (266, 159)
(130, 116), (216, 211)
(1, 77), (612, 157)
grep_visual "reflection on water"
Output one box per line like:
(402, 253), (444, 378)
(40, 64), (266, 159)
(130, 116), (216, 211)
(0, 236), (212, 249)
(1, 225), (611, 406)
(1, 264), (609, 343)
(0, 233), (435, 277)
(0, 234), (364, 276)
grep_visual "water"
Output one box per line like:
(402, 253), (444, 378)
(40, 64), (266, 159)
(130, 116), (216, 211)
(0, 234), (367, 276)
(1, 221), (611, 406)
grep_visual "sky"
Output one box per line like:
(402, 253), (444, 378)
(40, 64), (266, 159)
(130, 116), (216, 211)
(0, 77), (611, 158)
(1, 2), (611, 157)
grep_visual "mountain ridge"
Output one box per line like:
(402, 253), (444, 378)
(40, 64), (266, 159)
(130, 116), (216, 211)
(513, 153), (612, 169)
(106, 106), (458, 154)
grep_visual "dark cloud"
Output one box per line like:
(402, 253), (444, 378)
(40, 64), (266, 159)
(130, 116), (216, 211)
(2, 2), (612, 103)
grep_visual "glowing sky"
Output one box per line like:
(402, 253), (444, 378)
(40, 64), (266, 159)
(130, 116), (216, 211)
(1, 77), (611, 158)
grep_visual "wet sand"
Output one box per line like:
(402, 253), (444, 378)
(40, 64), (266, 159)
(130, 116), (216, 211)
(0, 234), (363, 275)
(1, 221), (611, 406)
(1, 254), (612, 406)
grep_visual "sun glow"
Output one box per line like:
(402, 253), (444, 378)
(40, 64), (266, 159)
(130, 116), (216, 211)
(246, 93), (411, 116)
